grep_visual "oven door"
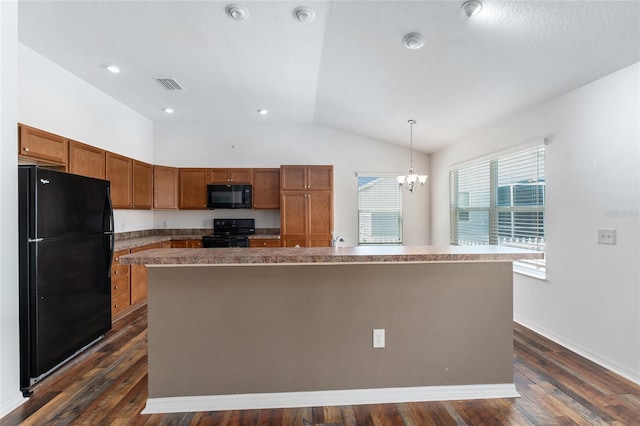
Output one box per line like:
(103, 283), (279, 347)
(202, 236), (231, 248)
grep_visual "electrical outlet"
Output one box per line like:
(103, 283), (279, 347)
(598, 229), (616, 245)
(373, 329), (385, 348)
(163, 220), (169, 228)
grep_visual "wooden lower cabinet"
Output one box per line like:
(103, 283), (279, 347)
(130, 242), (162, 306)
(249, 238), (280, 248)
(170, 239), (202, 248)
(111, 249), (131, 319)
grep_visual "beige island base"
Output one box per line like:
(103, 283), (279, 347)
(121, 245), (543, 414)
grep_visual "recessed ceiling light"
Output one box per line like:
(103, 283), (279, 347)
(293, 6), (315, 23)
(402, 33), (424, 50)
(104, 64), (120, 74)
(461, 0), (483, 18)
(164, 108), (174, 114)
(257, 109), (268, 115)
(226, 4), (248, 21)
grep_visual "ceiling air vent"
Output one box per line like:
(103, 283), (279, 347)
(153, 78), (185, 91)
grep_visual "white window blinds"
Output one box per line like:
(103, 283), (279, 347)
(450, 145), (545, 276)
(358, 176), (403, 245)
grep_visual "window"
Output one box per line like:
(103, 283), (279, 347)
(358, 175), (403, 245)
(449, 145), (545, 277)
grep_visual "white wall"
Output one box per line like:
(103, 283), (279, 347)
(154, 122), (431, 246)
(18, 44), (155, 232)
(0, 1), (24, 418)
(431, 63), (640, 383)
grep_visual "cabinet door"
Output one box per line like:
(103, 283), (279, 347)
(308, 191), (333, 247)
(153, 165), (179, 209)
(179, 168), (207, 209)
(68, 141), (105, 179)
(280, 191), (308, 247)
(229, 168), (253, 184)
(280, 166), (306, 190)
(130, 242), (162, 305)
(19, 124), (68, 166)
(170, 240), (188, 248)
(106, 152), (133, 209)
(307, 166), (333, 191)
(187, 240), (203, 248)
(207, 169), (230, 184)
(132, 160), (153, 209)
(252, 168), (280, 209)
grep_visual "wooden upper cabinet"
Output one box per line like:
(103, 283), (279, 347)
(19, 124), (68, 166)
(280, 165), (333, 191)
(68, 140), (105, 179)
(106, 152), (133, 209)
(132, 160), (153, 209)
(153, 165), (179, 209)
(179, 168), (208, 209)
(252, 168), (280, 209)
(207, 168), (253, 184)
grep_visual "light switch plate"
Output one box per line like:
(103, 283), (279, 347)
(597, 229), (616, 245)
(373, 329), (385, 348)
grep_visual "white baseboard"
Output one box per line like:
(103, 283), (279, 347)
(142, 383), (519, 414)
(514, 317), (640, 386)
(0, 392), (27, 420)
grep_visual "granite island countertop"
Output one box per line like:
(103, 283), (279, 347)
(120, 245), (544, 266)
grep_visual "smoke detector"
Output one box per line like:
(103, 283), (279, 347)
(403, 33), (424, 50)
(226, 4), (248, 21)
(293, 6), (315, 23)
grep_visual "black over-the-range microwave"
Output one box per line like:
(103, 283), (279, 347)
(207, 184), (252, 209)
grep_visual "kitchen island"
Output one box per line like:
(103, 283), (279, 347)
(121, 246), (543, 414)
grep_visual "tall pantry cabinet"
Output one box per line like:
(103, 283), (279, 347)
(280, 165), (333, 247)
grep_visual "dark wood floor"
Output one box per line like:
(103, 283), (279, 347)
(3, 303), (640, 425)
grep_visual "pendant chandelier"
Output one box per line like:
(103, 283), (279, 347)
(396, 119), (428, 192)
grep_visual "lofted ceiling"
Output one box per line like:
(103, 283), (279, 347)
(17, 1), (640, 153)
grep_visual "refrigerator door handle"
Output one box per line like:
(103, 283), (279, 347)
(28, 238), (43, 243)
(105, 188), (115, 273)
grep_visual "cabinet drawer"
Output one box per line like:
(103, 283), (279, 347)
(249, 239), (280, 248)
(112, 263), (130, 278)
(112, 292), (130, 317)
(113, 249), (129, 265)
(112, 275), (130, 298)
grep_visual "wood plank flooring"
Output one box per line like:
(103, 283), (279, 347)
(3, 303), (640, 425)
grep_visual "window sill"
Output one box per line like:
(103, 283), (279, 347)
(513, 264), (546, 281)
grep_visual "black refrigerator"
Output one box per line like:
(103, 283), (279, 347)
(18, 166), (114, 395)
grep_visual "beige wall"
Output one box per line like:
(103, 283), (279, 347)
(147, 262), (513, 398)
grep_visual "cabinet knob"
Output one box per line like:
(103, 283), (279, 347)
(114, 304), (118, 308)
(115, 270), (118, 274)
(114, 286), (118, 290)
(24, 147), (30, 152)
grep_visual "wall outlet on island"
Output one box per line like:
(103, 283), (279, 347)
(163, 220), (169, 228)
(373, 329), (385, 348)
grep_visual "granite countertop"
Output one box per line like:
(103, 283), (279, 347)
(113, 228), (281, 251)
(114, 234), (207, 251)
(119, 245), (544, 266)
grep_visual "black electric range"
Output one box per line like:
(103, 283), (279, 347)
(202, 218), (255, 248)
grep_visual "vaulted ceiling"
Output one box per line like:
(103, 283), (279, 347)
(18, 1), (640, 153)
